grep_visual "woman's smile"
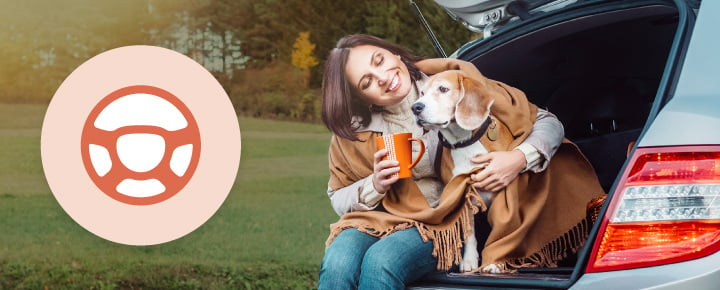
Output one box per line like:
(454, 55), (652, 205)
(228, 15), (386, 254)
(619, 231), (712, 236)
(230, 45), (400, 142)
(387, 72), (400, 93)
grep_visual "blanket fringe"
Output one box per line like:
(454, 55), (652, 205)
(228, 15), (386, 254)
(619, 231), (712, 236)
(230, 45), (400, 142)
(482, 217), (592, 272)
(418, 189), (480, 270)
(325, 222), (417, 247)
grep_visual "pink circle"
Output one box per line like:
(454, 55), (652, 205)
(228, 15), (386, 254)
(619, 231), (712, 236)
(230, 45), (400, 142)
(80, 85), (202, 206)
(41, 46), (241, 245)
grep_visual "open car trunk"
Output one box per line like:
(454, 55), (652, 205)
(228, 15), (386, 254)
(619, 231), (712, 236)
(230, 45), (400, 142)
(412, 1), (683, 288)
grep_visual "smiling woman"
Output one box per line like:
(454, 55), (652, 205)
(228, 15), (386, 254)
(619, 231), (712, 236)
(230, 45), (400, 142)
(321, 34), (424, 142)
(344, 45), (414, 106)
(317, 34), (573, 289)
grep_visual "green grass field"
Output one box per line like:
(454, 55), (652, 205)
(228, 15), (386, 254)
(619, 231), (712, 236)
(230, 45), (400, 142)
(0, 103), (338, 289)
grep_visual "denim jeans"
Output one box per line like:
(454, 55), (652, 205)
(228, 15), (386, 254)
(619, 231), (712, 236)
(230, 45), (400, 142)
(318, 227), (438, 290)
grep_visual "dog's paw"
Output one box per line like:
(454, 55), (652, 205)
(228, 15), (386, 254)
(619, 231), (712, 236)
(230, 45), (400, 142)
(480, 264), (503, 273)
(459, 248), (479, 272)
(480, 264), (503, 274)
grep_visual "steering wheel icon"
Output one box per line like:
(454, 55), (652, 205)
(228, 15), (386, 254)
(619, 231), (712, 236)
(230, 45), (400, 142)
(80, 85), (201, 205)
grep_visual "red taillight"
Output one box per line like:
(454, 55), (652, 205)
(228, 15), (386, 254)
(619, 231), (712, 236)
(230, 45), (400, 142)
(586, 146), (720, 273)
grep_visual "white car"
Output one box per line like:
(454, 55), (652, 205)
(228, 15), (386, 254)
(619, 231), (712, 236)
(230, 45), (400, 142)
(409, 0), (719, 289)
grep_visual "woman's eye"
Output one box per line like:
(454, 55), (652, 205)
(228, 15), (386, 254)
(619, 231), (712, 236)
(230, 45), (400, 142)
(362, 78), (372, 90)
(438, 86), (449, 93)
(375, 54), (384, 66)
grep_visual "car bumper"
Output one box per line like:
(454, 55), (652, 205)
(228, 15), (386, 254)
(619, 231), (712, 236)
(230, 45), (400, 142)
(571, 251), (720, 290)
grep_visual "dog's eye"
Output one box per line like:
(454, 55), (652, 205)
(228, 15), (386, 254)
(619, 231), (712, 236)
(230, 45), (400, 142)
(421, 91), (425, 96)
(438, 86), (449, 93)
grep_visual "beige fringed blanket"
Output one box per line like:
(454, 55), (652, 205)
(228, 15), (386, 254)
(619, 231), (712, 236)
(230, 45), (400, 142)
(327, 130), (483, 270)
(325, 58), (605, 271)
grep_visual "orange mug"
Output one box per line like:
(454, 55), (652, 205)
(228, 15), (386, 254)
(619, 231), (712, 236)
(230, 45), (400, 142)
(376, 133), (425, 179)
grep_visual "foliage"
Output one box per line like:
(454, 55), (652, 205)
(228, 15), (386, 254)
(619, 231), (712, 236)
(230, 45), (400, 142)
(291, 31), (319, 72)
(193, 0), (476, 85)
(197, 0), (475, 121)
(153, 11), (251, 80)
(228, 62), (321, 121)
(0, 0), (197, 104)
(0, 0), (475, 121)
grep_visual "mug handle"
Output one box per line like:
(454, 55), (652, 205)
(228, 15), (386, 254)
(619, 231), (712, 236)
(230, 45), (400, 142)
(408, 138), (425, 169)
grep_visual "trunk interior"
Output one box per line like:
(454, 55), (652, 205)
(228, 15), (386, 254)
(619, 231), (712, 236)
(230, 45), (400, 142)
(415, 2), (681, 287)
(470, 4), (679, 193)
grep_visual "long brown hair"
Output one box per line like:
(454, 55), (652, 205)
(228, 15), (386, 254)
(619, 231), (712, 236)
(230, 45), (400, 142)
(321, 34), (423, 141)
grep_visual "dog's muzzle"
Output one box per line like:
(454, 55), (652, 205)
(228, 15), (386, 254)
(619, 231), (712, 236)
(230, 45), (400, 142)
(411, 102), (425, 116)
(412, 102), (428, 127)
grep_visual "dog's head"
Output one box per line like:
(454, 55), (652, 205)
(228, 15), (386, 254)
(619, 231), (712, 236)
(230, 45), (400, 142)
(412, 70), (494, 131)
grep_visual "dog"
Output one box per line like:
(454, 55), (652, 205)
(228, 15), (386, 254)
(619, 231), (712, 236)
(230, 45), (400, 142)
(411, 70), (501, 274)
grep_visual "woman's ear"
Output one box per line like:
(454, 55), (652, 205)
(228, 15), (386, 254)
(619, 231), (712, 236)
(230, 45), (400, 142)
(454, 72), (494, 130)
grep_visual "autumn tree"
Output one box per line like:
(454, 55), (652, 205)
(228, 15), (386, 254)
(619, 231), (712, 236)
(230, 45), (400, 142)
(289, 31), (318, 119)
(292, 32), (319, 72)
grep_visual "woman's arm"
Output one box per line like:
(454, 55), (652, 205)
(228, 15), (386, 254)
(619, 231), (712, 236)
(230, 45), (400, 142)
(327, 175), (385, 216)
(471, 108), (564, 192)
(519, 108), (564, 172)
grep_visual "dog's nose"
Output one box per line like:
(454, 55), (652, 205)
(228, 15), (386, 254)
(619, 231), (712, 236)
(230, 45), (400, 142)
(411, 102), (424, 115)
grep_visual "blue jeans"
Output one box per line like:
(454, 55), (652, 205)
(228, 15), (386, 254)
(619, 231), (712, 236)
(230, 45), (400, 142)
(318, 227), (438, 290)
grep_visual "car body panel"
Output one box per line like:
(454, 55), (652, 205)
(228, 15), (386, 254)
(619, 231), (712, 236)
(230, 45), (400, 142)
(640, 96), (720, 147)
(640, 0), (720, 147)
(570, 251), (720, 289)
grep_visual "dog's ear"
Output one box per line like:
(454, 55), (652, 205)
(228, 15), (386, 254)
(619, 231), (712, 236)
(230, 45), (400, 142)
(455, 72), (494, 130)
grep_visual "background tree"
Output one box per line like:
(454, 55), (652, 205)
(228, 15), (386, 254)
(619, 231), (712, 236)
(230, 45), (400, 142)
(290, 31), (320, 120)
(291, 31), (319, 74)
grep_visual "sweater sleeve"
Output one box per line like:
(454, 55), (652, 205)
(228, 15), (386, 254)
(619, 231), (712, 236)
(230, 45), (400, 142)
(516, 108), (564, 173)
(326, 174), (385, 216)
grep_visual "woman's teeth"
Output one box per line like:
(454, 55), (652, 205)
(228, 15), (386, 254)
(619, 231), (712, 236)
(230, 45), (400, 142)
(388, 75), (399, 92)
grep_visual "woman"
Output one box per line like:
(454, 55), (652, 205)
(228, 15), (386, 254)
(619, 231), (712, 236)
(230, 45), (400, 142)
(318, 34), (598, 289)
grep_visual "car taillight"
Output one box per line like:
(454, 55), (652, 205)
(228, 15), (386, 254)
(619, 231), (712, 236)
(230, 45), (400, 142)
(586, 146), (720, 273)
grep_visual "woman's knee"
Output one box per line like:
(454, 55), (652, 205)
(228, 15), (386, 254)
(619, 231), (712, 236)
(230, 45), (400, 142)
(359, 248), (405, 289)
(319, 253), (360, 289)
(322, 228), (377, 265)
(318, 229), (377, 289)
(320, 246), (361, 274)
(359, 229), (437, 286)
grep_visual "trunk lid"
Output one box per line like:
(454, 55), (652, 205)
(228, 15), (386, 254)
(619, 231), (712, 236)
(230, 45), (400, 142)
(434, 0), (579, 37)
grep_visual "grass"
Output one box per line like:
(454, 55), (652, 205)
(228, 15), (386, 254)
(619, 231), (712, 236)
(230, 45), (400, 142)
(0, 103), (338, 289)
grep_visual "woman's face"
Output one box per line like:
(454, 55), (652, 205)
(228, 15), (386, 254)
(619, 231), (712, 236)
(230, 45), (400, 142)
(344, 45), (412, 107)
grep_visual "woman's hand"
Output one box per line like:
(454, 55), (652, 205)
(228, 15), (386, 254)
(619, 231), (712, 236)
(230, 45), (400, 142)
(372, 148), (401, 193)
(470, 150), (526, 192)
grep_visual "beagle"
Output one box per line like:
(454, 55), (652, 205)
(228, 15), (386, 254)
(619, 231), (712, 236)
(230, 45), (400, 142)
(412, 70), (499, 273)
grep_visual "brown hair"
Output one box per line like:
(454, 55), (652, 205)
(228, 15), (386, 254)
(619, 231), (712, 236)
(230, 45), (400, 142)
(321, 34), (423, 141)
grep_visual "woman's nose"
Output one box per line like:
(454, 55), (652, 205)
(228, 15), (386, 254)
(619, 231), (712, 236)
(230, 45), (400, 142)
(370, 68), (388, 87)
(376, 76), (387, 86)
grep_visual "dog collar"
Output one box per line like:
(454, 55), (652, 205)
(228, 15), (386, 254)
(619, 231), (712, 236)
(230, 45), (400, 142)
(439, 117), (493, 149)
